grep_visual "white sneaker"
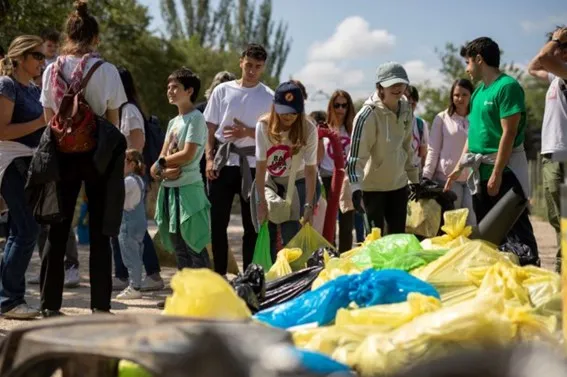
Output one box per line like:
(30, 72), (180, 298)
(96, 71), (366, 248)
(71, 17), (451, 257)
(140, 274), (165, 292)
(116, 286), (142, 300)
(27, 275), (40, 285)
(113, 277), (128, 291)
(2, 303), (40, 319)
(64, 267), (80, 288)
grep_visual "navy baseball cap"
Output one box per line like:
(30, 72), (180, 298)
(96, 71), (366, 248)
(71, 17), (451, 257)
(274, 81), (304, 114)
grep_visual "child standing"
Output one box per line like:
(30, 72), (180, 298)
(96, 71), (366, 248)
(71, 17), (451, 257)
(116, 149), (148, 300)
(152, 68), (211, 270)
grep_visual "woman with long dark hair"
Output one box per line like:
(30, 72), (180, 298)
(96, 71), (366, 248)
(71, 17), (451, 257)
(0, 35), (46, 319)
(111, 67), (164, 293)
(320, 90), (356, 252)
(422, 79), (477, 225)
(39, 0), (127, 315)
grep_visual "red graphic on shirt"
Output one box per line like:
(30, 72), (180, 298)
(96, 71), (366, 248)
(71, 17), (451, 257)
(327, 136), (351, 163)
(267, 144), (292, 176)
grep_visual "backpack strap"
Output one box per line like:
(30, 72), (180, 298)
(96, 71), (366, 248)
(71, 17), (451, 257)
(80, 60), (104, 91)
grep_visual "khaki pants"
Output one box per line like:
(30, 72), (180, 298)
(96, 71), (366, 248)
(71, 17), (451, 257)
(542, 155), (563, 259)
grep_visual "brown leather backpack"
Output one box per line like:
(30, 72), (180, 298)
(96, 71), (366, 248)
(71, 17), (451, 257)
(50, 60), (104, 153)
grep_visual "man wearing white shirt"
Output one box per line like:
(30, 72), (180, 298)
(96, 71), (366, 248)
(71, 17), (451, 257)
(203, 44), (274, 275)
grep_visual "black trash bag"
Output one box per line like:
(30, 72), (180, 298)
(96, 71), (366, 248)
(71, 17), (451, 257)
(230, 264), (266, 313)
(417, 178), (458, 236)
(499, 235), (541, 267)
(306, 247), (340, 268)
(260, 266), (323, 310)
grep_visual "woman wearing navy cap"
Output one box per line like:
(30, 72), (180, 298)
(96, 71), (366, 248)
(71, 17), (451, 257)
(252, 81), (320, 257)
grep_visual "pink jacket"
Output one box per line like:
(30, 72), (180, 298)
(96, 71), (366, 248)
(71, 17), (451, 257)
(422, 110), (469, 182)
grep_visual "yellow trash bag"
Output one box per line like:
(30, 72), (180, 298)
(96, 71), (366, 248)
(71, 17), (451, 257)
(286, 223), (334, 271)
(406, 199), (442, 238)
(118, 361), (152, 377)
(265, 248), (303, 281)
(163, 268), (251, 320)
(341, 228), (382, 259)
(352, 294), (518, 376)
(311, 257), (364, 290)
(335, 293), (441, 331)
(411, 240), (512, 306)
(420, 208), (471, 250)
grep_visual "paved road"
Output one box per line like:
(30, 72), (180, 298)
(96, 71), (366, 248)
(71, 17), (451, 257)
(0, 214), (557, 332)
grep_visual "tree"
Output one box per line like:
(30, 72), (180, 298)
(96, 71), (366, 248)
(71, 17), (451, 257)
(160, 0), (291, 78)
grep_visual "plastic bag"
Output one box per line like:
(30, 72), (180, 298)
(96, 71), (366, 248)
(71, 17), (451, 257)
(254, 269), (439, 329)
(420, 208), (472, 250)
(335, 292), (441, 330)
(286, 223), (334, 271)
(261, 266), (323, 310)
(252, 222), (273, 272)
(311, 257), (364, 291)
(265, 248), (302, 281)
(163, 269), (252, 319)
(230, 264), (266, 313)
(118, 361), (152, 377)
(406, 198), (442, 238)
(307, 247), (340, 267)
(499, 234), (540, 266)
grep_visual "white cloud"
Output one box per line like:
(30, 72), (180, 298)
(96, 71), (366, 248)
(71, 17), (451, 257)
(308, 16), (396, 61)
(403, 60), (445, 88)
(294, 61), (365, 94)
(521, 14), (567, 33)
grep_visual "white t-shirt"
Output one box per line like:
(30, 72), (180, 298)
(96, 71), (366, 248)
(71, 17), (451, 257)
(541, 73), (567, 156)
(203, 80), (274, 168)
(411, 116), (429, 170)
(255, 119), (318, 178)
(320, 125), (351, 173)
(120, 103), (146, 141)
(41, 57), (127, 115)
(124, 175), (143, 211)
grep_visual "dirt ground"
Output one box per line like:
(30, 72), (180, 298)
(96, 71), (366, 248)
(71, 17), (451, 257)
(0, 214), (558, 332)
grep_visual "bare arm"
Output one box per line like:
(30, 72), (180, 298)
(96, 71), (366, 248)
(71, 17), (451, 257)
(205, 122), (218, 161)
(492, 114), (520, 177)
(126, 129), (145, 152)
(317, 139), (325, 164)
(304, 164), (318, 206)
(527, 56), (550, 81)
(0, 97), (45, 141)
(105, 108), (120, 127)
(164, 142), (199, 166)
(255, 161), (267, 203)
(532, 28), (567, 79)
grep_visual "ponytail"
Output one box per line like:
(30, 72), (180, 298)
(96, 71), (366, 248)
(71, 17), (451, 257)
(125, 149), (146, 177)
(0, 57), (14, 76)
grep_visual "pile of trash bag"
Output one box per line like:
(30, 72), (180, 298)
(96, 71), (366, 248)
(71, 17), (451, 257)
(160, 208), (562, 376)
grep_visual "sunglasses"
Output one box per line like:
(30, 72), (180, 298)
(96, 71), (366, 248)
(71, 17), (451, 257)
(333, 103), (348, 109)
(27, 51), (46, 61)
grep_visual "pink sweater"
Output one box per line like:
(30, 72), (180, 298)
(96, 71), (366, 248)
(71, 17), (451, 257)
(422, 109), (469, 182)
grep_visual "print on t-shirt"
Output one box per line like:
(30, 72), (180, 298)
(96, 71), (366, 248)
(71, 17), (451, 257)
(167, 128), (180, 155)
(267, 144), (292, 177)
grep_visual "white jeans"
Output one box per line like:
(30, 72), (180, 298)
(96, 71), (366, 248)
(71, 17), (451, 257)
(438, 180), (477, 226)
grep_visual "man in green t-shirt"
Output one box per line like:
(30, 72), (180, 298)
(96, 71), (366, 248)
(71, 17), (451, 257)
(446, 37), (539, 265)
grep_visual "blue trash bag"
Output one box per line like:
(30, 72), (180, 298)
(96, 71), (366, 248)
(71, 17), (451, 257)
(290, 347), (352, 374)
(253, 269), (439, 329)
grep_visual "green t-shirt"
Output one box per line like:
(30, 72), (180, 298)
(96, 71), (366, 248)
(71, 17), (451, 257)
(162, 109), (207, 188)
(467, 74), (527, 180)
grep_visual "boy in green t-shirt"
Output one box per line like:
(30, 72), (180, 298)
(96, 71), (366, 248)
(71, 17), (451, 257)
(446, 37), (539, 265)
(151, 68), (211, 270)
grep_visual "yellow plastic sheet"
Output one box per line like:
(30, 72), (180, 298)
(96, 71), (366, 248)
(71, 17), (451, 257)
(163, 268), (251, 320)
(311, 257), (364, 291)
(406, 198), (442, 238)
(352, 294), (555, 376)
(265, 248), (303, 281)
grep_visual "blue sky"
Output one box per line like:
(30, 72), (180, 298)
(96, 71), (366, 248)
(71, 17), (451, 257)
(138, 0), (566, 111)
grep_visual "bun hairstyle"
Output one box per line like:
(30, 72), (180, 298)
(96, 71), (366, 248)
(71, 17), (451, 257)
(61, 0), (100, 55)
(125, 149), (146, 177)
(0, 35), (43, 76)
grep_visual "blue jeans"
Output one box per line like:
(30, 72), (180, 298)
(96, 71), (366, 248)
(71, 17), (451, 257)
(118, 207), (147, 289)
(268, 178), (321, 260)
(0, 159), (39, 312)
(112, 232), (161, 280)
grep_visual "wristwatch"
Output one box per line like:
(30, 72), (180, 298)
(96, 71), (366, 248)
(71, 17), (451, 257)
(158, 157), (167, 168)
(304, 203), (314, 210)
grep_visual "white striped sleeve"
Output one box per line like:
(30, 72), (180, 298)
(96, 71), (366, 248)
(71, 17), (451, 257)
(346, 105), (375, 192)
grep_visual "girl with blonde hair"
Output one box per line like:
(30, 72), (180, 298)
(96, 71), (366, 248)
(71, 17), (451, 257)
(0, 35), (46, 319)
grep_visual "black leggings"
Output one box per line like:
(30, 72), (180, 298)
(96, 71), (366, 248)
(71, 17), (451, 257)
(321, 176), (354, 253)
(363, 186), (409, 235)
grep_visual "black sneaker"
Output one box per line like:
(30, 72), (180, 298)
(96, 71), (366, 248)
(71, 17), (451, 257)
(157, 300), (165, 310)
(556, 258), (562, 274)
(41, 309), (65, 318)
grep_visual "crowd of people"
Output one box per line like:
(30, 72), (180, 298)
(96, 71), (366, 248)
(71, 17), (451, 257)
(0, 0), (565, 319)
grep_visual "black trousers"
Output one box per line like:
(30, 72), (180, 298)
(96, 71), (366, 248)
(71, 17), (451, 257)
(208, 166), (257, 275)
(363, 186), (409, 235)
(40, 153), (112, 311)
(321, 176), (354, 253)
(473, 171), (539, 258)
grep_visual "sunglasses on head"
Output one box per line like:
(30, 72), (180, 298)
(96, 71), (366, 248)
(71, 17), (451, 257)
(333, 103), (348, 109)
(27, 51), (46, 61)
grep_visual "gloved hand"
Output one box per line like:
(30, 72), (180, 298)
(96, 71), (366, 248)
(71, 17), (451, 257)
(352, 190), (365, 214)
(408, 183), (422, 201)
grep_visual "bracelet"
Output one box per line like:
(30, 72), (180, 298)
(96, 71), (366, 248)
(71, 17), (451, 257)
(304, 203), (314, 209)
